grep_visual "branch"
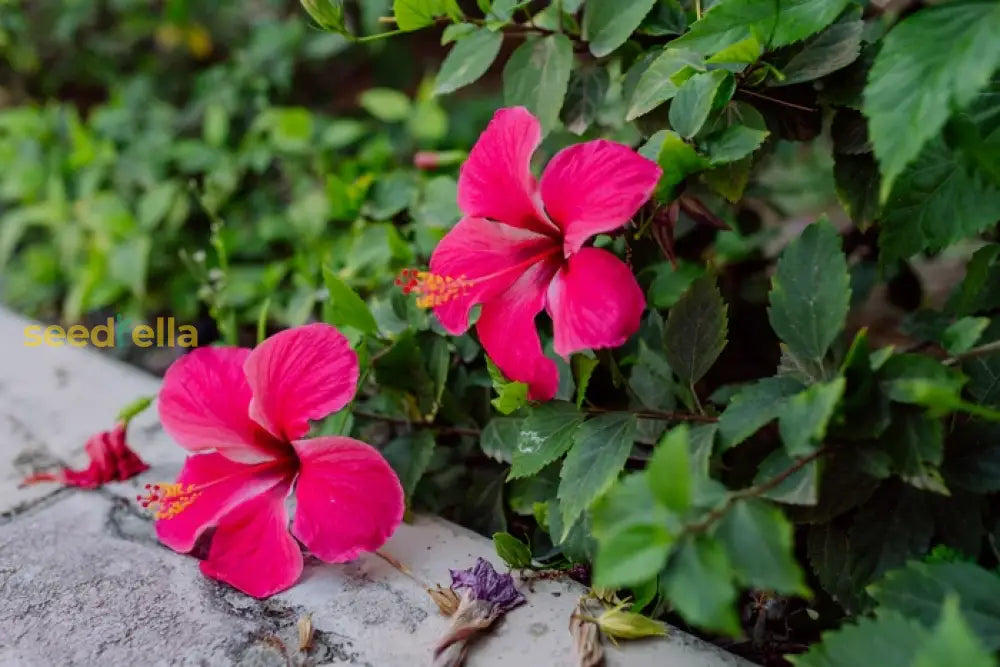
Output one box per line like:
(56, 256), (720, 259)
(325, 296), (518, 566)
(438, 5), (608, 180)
(352, 409), (481, 437)
(945, 339), (1000, 366)
(679, 447), (828, 536)
(584, 406), (718, 423)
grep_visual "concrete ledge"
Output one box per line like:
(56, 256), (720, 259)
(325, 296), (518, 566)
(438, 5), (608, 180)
(0, 309), (751, 666)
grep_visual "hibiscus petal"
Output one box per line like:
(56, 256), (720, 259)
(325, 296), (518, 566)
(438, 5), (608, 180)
(155, 452), (293, 554)
(22, 423), (150, 489)
(159, 347), (285, 464)
(547, 248), (646, 357)
(428, 216), (559, 335)
(539, 140), (661, 255)
(291, 437), (404, 563)
(477, 258), (561, 401)
(245, 323), (359, 442)
(200, 484), (303, 598)
(457, 107), (556, 235)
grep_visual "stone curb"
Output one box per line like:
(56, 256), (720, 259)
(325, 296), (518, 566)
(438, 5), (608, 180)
(0, 309), (752, 666)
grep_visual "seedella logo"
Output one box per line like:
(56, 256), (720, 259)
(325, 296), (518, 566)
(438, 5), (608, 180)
(24, 314), (198, 349)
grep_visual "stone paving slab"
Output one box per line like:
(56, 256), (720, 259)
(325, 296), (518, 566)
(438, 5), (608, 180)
(0, 309), (752, 666)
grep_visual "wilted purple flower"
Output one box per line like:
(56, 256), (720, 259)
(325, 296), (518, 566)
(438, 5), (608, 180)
(433, 559), (526, 666)
(450, 557), (526, 614)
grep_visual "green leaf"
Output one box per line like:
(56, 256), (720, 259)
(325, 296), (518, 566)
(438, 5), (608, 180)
(503, 34), (574, 134)
(792, 612), (927, 667)
(673, 0), (851, 55)
(702, 124), (769, 165)
(359, 88), (412, 122)
(301, 0), (348, 33)
(638, 130), (710, 201)
(393, 0), (460, 31)
(833, 153), (880, 228)
(558, 413), (637, 538)
(583, 0), (658, 58)
(661, 536), (741, 635)
(441, 22), (476, 44)
(510, 401), (585, 479)
(848, 483), (934, 587)
(493, 532), (533, 569)
(756, 449), (819, 505)
(942, 317), (989, 355)
(591, 473), (672, 540)
(702, 157), (751, 202)
(863, 1), (1000, 199)
(870, 561), (1000, 650)
(321, 267), (378, 335)
(718, 376), (804, 448)
(716, 499), (808, 595)
(669, 70), (730, 139)
(572, 355), (600, 408)
(778, 378), (845, 456)
(768, 219), (851, 361)
(561, 67), (611, 135)
(880, 138), (1000, 264)
(434, 27), (503, 95)
(480, 417), (523, 463)
(594, 523), (674, 588)
(486, 357), (530, 415)
(627, 48), (703, 121)
(382, 431), (436, 500)
(951, 245), (1000, 316)
(647, 425), (692, 512)
(664, 276), (728, 384)
(776, 19), (863, 86)
(705, 35), (762, 69)
(914, 596), (996, 667)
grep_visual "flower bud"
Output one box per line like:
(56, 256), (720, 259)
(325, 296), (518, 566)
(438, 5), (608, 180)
(594, 606), (668, 641)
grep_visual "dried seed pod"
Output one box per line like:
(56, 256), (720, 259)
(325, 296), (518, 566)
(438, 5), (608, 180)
(427, 585), (461, 617)
(297, 613), (314, 652)
(570, 599), (605, 667)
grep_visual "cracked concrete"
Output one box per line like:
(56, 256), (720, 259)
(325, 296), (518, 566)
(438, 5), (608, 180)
(0, 308), (752, 666)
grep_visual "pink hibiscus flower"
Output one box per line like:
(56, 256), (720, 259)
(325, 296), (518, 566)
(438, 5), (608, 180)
(398, 107), (661, 401)
(142, 323), (404, 599)
(22, 421), (149, 489)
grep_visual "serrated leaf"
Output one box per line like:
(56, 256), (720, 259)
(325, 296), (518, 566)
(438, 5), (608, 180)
(715, 499), (809, 595)
(702, 124), (769, 165)
(591, 473), (673, 540)
(393, 0), (460, 31)
(583, 0), (658, 58)
(863, 1), (1000, 199)
(848, 483), (934, 587)
(434, 27), (504, 95)
(769, 219), (851, 361)
(792, 612), (926, 667)
(806, 523), (857, 612)
(510, 401), (584, 479)
(702, 157), (751, 202)
(561, 67), (610, 135)
(638, 130), (710, 201)
(705, 35), (761, 69)
(661, 536), (741, 635)
(756, 449), (819, 505)
(870, 561), (1000, 650)
(627, 48), (703, 121)
(493, 532), (533, 568)
(913, 596), (996, 667)
(359, 88), (411, 122)
(942, 317), (989, 355)
(558, 413), (637, 538)
(673, 0), (851, 55)
(647, 425), (692, 511)
(664, 276), (728, 384)
(880, 138), (1000, 264)
(480, 417), (523, 463)
(322, 267), (378, 335)
(382, 431), (436, 500)
(503, 34), (574, 134)
(833, 153), (880, 228)
(669, 70), (730, 139)
(776, 19), (863, 86)
(718, 376), (804, 448)
(778, 378), (845, 456)
(572, 355), (599, 408)
(593, 523), (674, 588)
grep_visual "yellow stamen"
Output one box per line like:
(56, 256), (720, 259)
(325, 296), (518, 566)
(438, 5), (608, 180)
(136, 482), (201, 519)
(396, 269), (472, 308)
